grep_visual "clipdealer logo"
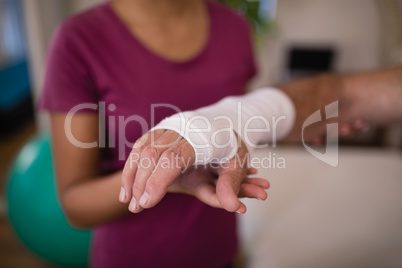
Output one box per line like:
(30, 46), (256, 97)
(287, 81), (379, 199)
(302, 101), (339, 167)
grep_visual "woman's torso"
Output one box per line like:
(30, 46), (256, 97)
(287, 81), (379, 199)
(40, 1), (256, 267)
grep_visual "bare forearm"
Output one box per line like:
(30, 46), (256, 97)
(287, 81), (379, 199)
(50, 113), (130, 229)
(278, 74), (343, 142)
(61, 170), (128, 229)
(343, 66), (402, 124)
(278, 66), (402, 142)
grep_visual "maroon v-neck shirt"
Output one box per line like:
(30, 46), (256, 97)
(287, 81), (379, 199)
(40, 1), (255, 267)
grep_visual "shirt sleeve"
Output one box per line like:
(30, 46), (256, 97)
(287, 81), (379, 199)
(38, 21), (98, 113)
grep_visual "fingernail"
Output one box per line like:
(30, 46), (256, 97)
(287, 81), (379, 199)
(235, 209), (243, 214)
(129, 197), (137, 212)
(139, 192), (149, 207)
(119, 187), (126, 202)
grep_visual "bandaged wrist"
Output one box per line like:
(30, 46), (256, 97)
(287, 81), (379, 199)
(152, 87), (295, 165)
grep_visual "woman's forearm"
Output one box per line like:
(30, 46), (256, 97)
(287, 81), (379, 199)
(60, 170), (128, 229)
(50, 113), (129, 229)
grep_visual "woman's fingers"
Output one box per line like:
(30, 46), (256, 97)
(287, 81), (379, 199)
(174, 168), (268, 212)
(310, 118), (369, 146)
(239, 182), (268, 200)
(213, 144), (250, 213)
(247, 167), (258, 175)
(243, 177), (270, 189)
(192, 176), (221, 208)
(352, 119), (367, 130)
(215, 169), (243, 213)
(237, 201), (247, 214)
(339, 119), (369, 139)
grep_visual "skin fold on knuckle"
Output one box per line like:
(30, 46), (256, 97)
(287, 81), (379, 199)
(132, 134), (149, 150)
(146, 176), (168, 197)
(121, 169), (131, 181)
(132, 183), (144, 196)
(181, 141), (195, 160)
(162, 146), (181, 167)
(141, 145), (160, 160)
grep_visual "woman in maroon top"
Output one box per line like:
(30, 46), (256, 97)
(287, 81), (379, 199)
(40, 0), (268, 267)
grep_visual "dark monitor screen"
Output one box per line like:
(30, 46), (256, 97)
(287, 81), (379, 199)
(287, 47), (335, 72)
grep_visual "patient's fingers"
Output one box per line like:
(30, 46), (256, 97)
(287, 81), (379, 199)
(121, 131), (163, 204)
(137, 139), (195, 210)
(129, 131), (182, 212)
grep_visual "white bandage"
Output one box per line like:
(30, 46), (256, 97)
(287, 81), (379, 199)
(152, 87), (295, 165)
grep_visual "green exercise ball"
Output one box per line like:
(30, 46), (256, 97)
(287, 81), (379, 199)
(6, 132), (91, 267)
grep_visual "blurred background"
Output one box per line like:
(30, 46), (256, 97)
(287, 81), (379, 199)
(0, 0), (401, 267)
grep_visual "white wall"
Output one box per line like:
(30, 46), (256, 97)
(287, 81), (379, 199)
(252, 0), (382, 88)
(70, 0), (104, 14)
(22, 0), (103, 130)
(239, 147), (402, 268)
(22, 0), (67, 105)
(25, 0), (383, 129)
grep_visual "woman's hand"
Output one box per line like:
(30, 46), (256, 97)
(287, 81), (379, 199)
(168, 166), (269, 212)
(119, 129), (269, 214)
